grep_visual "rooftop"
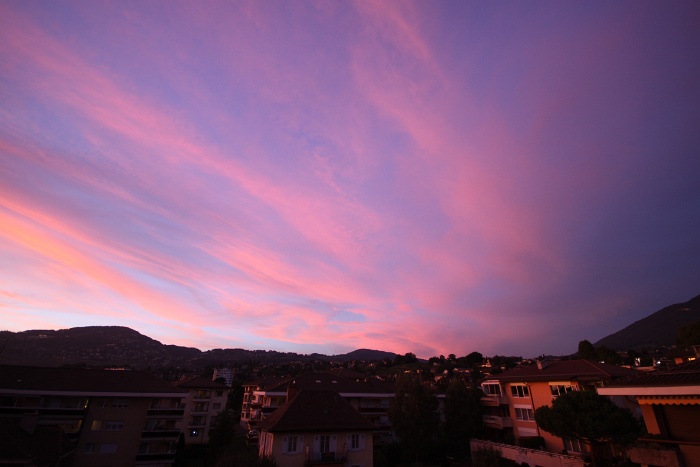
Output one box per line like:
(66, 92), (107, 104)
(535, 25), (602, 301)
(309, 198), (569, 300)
(0, 365), (185, 394)
(260, 372), (394, 395)
(488, 359), (638, 383)
(257, 389), (375, 433)
(176, 375), (230, 389)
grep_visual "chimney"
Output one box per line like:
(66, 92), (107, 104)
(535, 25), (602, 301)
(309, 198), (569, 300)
(537, 359), (549, 370)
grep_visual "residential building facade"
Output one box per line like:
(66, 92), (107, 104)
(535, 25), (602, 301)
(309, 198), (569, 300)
(598, 360), (700, 467)
(257, 389), (374, 467)
(242, 372), (395, 445)
(175, 376), (230, 446)
(0, 365), (186, 466)
(480, 359), (637, 457)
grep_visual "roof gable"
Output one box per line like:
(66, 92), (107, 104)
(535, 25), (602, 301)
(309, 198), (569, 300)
(257, 389), (374, 433)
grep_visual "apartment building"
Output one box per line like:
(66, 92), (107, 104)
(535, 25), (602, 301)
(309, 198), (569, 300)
(480, 359), (637, 456)
(598, 360), (700, 467)
(242, 372), (396, 445)
(0, 365), (186, 466)
(175, 376), (230, 446)
(212, 368), (236, 387)
(257, 389), (374, 467)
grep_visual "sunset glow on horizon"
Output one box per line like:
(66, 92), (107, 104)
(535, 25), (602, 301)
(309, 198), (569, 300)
(1, 1), (699, 358)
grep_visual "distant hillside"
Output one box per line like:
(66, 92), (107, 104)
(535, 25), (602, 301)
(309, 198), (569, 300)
(0, 326), (396, 369)
(340, 348), (397, 362)
(594, 294), (700, 350)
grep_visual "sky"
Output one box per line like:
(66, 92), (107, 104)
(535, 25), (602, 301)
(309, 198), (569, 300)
(1, 1), (699, 359)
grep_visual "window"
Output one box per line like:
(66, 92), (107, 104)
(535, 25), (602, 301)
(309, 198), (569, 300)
(105, 421), (124, 430)
(510, 385), (529, 398)
(515, 407), (535, 421)
(550, 384), (576, 397)
(213, 402), (221, 410)
(482, 384), (502, 396)
(100, 443), (117, 454)
(191, 415), (206, 426)
(215, 390), (223, 397)
(194, 402), (209, 412)
(282, 436), (302, 454)
(84, 443), (117, 454)
(319, 435), (330, 453)
(564, 437), (588, 454)
(91, 420), (123, 430)
(112, 398), (129, 408)
(348, 433), (365, 450)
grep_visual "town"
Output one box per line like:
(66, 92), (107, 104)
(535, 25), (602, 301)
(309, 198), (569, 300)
(1, 322), (699, 467)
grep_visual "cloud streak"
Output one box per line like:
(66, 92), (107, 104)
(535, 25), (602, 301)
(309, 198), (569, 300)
(1, 1), (699, 357)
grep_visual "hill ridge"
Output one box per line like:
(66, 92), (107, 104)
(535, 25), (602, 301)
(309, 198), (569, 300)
(594, 293), (700, 350)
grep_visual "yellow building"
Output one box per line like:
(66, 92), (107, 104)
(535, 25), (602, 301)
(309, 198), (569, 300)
(257, 388), (374, 467)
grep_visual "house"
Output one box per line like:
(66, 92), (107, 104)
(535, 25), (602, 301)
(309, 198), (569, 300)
(175, 375), (230, 445)
(598, 360), (700, 467)
(257, 388), (374, 467)
(242, 372), (395, 445)
(480, 359), (638, 457)
(0, 365), (186, 466)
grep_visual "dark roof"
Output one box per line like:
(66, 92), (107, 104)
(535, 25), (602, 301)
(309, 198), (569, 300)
(490, 359), (638, 383)
(604, 360), (700, 388)
(0, 365), (185, 394)
(257, 389), (374, 433)
(261, 372), (394, 394)
(326, 368), (367, 380)
(176, 375), (229, 389)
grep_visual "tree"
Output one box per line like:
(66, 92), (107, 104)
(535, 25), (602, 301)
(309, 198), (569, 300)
(534, 390), (642, 465)
(388, 374), (441, 463)
(444, 380), (485, 459)
(677, 320), (700, 347)
(577, 340), (596, 359)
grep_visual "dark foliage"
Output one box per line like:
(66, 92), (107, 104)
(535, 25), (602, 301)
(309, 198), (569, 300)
(388, 374), (441, 463)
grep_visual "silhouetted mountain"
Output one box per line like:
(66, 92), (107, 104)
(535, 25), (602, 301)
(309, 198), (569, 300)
(594, 294), (700, 351)
(341, 348), (397, 361)
(0, 326), (396, 369)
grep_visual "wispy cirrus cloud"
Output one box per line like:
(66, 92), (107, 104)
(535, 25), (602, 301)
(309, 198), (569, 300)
(1, 1), (698, 357)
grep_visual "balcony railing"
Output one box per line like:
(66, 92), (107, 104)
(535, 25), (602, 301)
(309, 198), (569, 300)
(305, 451), (347, 465)
(480, 394), (509, 406)
(482, 414), (514, 429)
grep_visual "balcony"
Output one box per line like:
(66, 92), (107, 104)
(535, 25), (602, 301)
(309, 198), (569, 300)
(305, 451), (347, 466)
(141, 430), (181, 439)
(481, 394), (509, 406)
(482, 414), (514, 429)
(147, 408), (184, 416)
(358, 406), (388, 415)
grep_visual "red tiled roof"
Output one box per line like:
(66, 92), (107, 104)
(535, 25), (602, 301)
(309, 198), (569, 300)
(257, 389), (374, 433)
(0, 365), (185, 394)
(604, 360), (700, 388)
(490, 359), (638, 383)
